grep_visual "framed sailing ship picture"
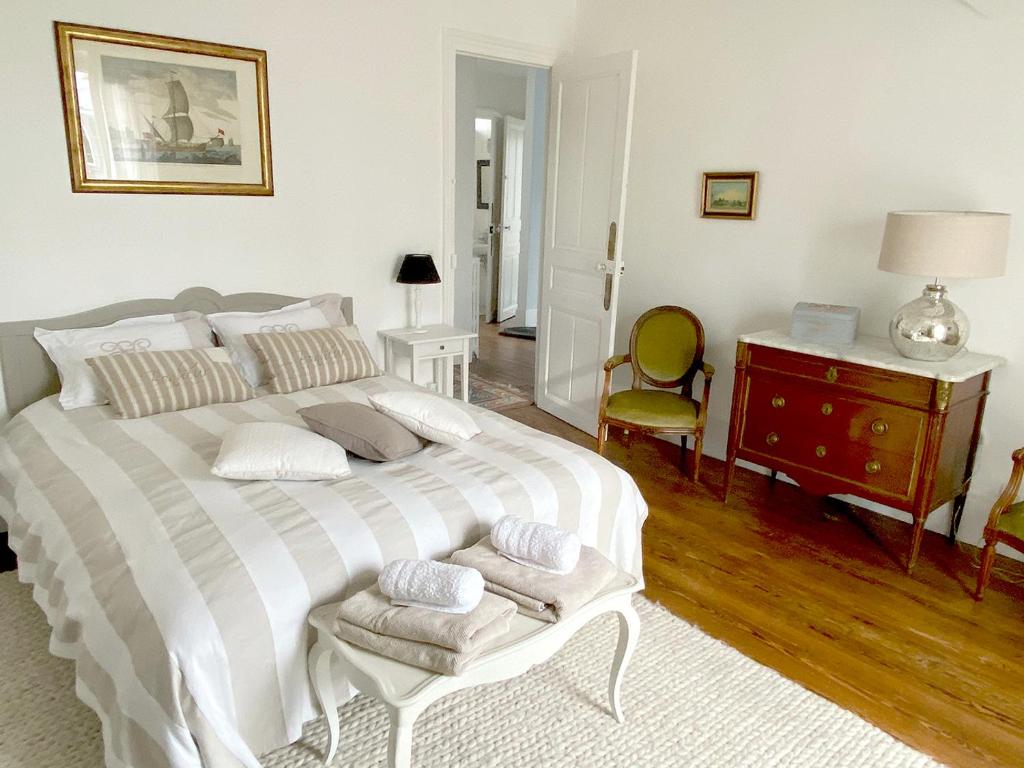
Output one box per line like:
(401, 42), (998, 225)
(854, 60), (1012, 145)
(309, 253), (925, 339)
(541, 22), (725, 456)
(54, 22), (273, 195)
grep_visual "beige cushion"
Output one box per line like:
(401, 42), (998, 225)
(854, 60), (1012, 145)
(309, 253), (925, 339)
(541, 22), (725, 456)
(211, 422), (351, 481)
(87, 347), (254, 419)
(298, 402), (422, 462)
(245, 326), (379, 395)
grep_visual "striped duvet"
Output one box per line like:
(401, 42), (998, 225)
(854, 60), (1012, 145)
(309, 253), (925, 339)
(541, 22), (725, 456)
(0, 374), (647, 768)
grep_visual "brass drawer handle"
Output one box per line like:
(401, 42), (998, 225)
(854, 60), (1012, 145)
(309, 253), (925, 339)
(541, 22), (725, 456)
(766, 432), (780, 446)
(771, 395), (786, 409)
(815, 445), (827, 458)
(821, 402), (833, 416)
(871, 419), (888, 435)
(825, 366), (839, 384)
(865, 460), (882, 474)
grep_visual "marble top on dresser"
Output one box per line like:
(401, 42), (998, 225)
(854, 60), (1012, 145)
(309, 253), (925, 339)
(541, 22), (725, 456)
(738, 329), (1005, 383)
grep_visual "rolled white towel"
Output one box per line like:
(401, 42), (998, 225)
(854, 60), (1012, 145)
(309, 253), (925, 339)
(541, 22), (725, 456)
(490, 515), (581, 575)
(377, 559), (484, 614)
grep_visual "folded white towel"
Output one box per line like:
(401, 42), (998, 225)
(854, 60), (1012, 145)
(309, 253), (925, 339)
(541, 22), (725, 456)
(490, 515), (581, 575)
(377, 559), (484, 614)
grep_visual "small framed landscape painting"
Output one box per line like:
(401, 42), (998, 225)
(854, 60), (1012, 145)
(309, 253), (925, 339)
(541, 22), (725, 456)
(700, 171), (758, 219)
(54, 22), (273, 195)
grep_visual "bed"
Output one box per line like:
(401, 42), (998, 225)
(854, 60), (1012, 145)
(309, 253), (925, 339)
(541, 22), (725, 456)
(0, 288), (648, 768)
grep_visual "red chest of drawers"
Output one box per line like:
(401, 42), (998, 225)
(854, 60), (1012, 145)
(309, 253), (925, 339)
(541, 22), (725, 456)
(722, 333), (1002, 572)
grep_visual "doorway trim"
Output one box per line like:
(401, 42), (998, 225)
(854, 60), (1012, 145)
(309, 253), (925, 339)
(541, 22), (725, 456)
(440, 28), (558, 326)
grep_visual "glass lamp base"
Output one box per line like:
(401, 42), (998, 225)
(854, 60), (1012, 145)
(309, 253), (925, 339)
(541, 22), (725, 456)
(888, 283), (969, 362)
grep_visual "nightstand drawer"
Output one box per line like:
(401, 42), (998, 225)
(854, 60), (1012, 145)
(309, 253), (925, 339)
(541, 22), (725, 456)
(747, 345), (933, 407)
(413, 340), (463, 358)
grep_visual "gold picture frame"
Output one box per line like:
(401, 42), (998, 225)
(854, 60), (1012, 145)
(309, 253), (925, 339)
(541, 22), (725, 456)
(700, 171), (758, 219)
(54, 21), (273, 195)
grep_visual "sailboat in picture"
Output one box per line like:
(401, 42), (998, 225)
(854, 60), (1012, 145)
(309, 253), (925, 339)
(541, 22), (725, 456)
(120, 75), (241, 165)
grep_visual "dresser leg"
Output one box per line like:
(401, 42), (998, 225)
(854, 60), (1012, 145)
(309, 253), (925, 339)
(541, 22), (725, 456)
(907, 517), (926, 575)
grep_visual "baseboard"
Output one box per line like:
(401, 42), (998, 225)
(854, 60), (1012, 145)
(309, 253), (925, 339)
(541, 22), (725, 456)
(524, 308), (538, 327)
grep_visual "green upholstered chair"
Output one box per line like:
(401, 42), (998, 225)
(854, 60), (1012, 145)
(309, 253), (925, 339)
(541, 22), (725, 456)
(976, 447), (1024, 599)
(597, 306), (714, 480)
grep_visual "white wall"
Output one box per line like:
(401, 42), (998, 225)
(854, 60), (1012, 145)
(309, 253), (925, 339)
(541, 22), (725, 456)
(574, 0), (1024, 549)
(0, 0), (575, 414)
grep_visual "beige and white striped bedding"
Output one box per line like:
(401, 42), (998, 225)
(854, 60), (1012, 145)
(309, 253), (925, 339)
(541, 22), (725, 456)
(0, 374), (647, 768)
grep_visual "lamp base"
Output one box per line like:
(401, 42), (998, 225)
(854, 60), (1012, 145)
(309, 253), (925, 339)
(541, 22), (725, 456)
(888, 283), (969, 362)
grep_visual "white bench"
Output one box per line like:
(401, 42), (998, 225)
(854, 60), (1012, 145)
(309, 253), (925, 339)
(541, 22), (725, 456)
(306, 576), (641, 768)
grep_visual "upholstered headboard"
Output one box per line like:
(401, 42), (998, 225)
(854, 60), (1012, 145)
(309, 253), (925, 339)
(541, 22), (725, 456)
(0, 287), (354, 417)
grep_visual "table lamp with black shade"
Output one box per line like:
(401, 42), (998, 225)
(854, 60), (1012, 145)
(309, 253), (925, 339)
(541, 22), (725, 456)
(397, 253), (441, 333)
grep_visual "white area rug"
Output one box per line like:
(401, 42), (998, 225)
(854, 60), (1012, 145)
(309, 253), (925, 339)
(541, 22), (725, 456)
(0, 571), (940, 767)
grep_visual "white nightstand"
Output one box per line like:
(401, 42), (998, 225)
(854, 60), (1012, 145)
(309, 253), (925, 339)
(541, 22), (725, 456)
(378, 325), (477, 402)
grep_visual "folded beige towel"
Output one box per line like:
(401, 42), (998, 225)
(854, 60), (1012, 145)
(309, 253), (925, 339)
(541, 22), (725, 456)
(449, 537), (625, 622)
(333, 620), (478, 675)
(336, 586), (516, 654)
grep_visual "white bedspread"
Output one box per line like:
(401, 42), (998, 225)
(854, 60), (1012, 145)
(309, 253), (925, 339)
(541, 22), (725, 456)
(0, 374), (647, 768)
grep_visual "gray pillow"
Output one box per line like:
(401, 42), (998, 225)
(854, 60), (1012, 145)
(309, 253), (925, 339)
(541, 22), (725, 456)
(298, 402), (423, 462)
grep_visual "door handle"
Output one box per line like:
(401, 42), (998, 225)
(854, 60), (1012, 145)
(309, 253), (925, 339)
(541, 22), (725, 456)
(595, 262), (609, 272)
(603, 221), (617, 311)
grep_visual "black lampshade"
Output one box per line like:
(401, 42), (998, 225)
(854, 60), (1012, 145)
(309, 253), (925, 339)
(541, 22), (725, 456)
(396, 253), (441, 285)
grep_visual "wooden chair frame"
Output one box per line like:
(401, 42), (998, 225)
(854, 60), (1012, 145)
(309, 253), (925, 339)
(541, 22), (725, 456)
(597, 306), (714, 480)
(976, 446), (1024, 599)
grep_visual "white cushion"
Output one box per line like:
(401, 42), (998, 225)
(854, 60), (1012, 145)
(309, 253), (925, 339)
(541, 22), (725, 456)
(207, 295), (347, 387)
(212, 422), (351, 481)
(34, 312), (214, 411)
(368, 391), (480, 446)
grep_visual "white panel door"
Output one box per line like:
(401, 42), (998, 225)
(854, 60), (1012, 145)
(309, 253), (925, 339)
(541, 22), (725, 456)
(497, 117), (525, 322)
(536, 51), (637, 435)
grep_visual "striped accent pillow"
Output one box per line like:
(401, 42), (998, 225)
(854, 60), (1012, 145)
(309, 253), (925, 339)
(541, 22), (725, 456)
(86, 347), (255, 419)
(245, 325), (380, 394)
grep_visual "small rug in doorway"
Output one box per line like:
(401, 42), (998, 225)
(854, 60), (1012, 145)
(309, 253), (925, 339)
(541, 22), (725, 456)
(0, 572), (941, 768)
(453, 369), (531, 411)
(499, 325), (537, 340)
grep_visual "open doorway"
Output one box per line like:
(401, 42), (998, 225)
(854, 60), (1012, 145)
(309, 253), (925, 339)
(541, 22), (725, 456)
(452, 55), (549, 411)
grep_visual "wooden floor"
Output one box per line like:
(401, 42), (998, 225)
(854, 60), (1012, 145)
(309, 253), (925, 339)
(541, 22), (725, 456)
(472, 321), (536, 401)
(481, 334), (1024, 767)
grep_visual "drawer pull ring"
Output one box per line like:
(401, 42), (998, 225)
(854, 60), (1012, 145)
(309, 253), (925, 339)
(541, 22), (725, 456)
(825, 366), (839, 383)
(771, 395), (786, 409)
(766, 432), (780, 446)
(871, 419), (888, 435)
(821, 402), (833, 416)
(865, 460), (882, 474)
(815, 445), (827, 458)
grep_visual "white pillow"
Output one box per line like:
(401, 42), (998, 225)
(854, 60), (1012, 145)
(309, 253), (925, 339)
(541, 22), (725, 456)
(368, 391), (481, 446)
(35, 312), (215, 411)
(207, 294), (348, 387)
(211, 422), (351, 481)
